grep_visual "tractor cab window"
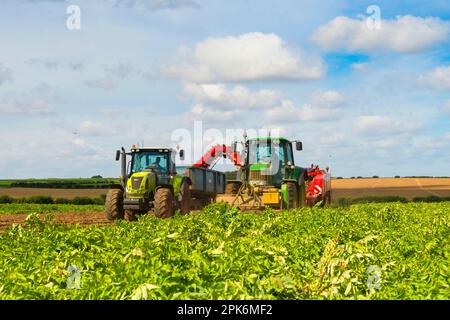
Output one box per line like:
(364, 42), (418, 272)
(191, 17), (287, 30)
(131, 152), (169, 174)
(285, 142), (294, 165)
(248, 140), (285, 167)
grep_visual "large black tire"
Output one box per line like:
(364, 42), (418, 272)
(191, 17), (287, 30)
(105, 189), (124, 221)
(225, 182), (240, 195)
(284, 182), (299, 209)
(179, 182), (191, 215)
(154, 188), (174, 218)
(124, 210), (137, 221)
(321, 191), (332, 207)
(299, 182), (306, 207)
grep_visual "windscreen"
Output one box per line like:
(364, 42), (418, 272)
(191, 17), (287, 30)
(248, 140), (284, 165)
(131, 151), (169, 173)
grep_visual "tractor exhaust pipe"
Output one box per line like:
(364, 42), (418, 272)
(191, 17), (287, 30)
(117, 147), (127, 188)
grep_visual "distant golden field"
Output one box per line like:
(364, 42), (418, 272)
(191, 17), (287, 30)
(332, 178), (450, 200)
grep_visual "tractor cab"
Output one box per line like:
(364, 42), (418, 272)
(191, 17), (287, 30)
(130, 148), (175, 175)
(124, 147), (179, 205)
(246, 137), (302, 188)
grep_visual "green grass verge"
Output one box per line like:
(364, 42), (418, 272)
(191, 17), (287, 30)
(0, 178), (118, 189)
(0, 204), (104, 214)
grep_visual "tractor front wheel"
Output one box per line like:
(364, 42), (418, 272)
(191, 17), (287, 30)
(124, 210), (137, 221)
(154, 188), (174, 218)
(105, 189), (124, 221)
(225, 182), (240, 195)
(284, 182), (299, 209)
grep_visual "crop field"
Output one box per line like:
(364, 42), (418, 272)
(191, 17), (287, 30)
(0, 202), (449, 299)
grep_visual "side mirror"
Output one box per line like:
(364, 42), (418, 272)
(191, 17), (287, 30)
(115, 150), (121, 161)
(179, 149), (185, 161)
(295, 141), (303, 151)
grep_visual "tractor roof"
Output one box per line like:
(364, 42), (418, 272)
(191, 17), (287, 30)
(130, 147), (173, 153)
(248, 137), (291, 143)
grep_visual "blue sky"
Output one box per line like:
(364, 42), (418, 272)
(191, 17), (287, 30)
(0, 0), (450, 178)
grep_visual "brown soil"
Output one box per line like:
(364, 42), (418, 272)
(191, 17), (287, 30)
(0, 212), (111, 231)
(0, 188), (109, 199)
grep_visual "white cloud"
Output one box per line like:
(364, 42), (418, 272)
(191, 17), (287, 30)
(183, 83), (282, 109)
(0, 84), (58, 115)
(0, 97), (52, 115)
(319, 133), (345, 146)
(78, 121), (111, 137)
(310, 90), (345, 108)
(411, 134), (450, 156)
(353, 115), (421, 135)
(419, 65), (450, 90)
(0, 63), (13, 86)
(312, 15), (449, 54)
(163, 32), (326, 82)
(265, 90), (345, 122)
(187, 103), (241, 123)
(351, 62), (370, 73)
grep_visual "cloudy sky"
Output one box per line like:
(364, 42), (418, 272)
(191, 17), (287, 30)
(1, 0), (450, 178)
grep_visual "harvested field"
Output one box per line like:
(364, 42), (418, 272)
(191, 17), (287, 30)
(332, 178), (450, 200)
(0, 188), (108, 199)
(0, 212), (111, 230)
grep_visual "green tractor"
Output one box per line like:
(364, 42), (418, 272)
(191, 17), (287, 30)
(217, 137), (308, 210)
(105, 145), (192, 221)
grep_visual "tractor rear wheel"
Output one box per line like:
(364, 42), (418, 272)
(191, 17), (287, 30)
(225, 182), (240, 195)
(105, 189), (124, 221)
(124, 210), (137, 221)
(285, 182), (299, 209)
(180, 182), (191, 215)
(321, 191), (332, 207)
(154, 188), (174, 218)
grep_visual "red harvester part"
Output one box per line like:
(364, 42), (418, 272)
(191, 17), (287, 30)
(193, 144), (242, 169)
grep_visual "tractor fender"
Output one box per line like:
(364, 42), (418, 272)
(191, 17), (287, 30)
(282, 178), (298, 185)
(181, 177), (192, 186)
(155, 184), (174, 193)
(109, 183), (124, 192)
(298, 167), (308, 184)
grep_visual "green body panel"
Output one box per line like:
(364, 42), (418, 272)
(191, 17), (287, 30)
(172, 175), (183, 196)
(126, 172), (157, 199)
(280, 184), (288, 207)
(249, 163), (271, 171)
(287, 166), (301, 180)
(126, 171), (185, 200)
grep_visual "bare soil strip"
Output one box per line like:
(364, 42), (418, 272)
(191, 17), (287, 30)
(0, 212), (111, 230)
(0, 188), (109, 199)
